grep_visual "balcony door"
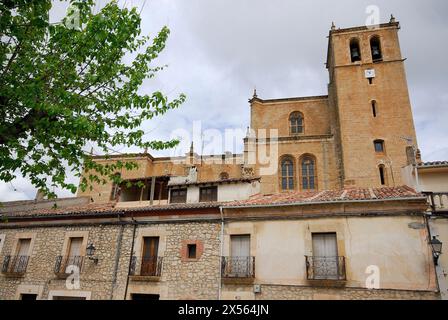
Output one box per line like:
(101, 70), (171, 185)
(312, 233), (338, 279)
(141, 237), (159, 276)
(66, 237), (83, 273)
(14, 239), (31, 273)
(230, 235), (250, 277)
(17, 238), (30, 256)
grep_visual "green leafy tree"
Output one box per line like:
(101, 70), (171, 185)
(0, 0), (185, 197)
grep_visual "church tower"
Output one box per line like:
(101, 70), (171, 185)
(327, 17), (419, 188)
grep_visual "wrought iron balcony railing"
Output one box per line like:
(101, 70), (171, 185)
(221, 256), (255, 278)
(1, 255), (30, 275)
(424, 192), (448, 213)
(54, 256), (84, 275)
(305, 256), (346, 281)
(130, 256), (163, 277)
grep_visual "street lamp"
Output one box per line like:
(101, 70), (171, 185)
(429, 236), (442, 265)
(86, 243), (98, 264)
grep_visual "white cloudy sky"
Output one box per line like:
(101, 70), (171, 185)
(1, 0), (447, 201)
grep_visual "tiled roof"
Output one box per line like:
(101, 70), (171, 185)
(121, 202), (223, 213)
(1, 202), (117, 218)
(1, 186), (424, 218)
(1, 201), (223, 218)
(224, 186), (424, 208)
(418, 161), (448, 168)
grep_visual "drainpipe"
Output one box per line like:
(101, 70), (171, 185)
(124, 216), (138, 300)
(218, 206), (224, 300)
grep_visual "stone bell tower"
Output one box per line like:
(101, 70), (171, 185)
(327, 16), (419, 188)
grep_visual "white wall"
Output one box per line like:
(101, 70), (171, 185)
(419, 171), (448, 193)
(186, 186), (200, 203)
(401, 164), (448, 192)
(218, 182), (260, 202)
(186, 181), (260, 203)
(224, 215), (437, 291)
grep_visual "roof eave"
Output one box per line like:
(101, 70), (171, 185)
(223, 196), (427, 209)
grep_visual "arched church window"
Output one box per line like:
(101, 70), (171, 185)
(289, 112), (304, 135)
(301, 155), (316, 190)
(280, 158), (295, 191)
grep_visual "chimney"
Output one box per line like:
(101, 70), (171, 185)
(35, 190), (45, 201)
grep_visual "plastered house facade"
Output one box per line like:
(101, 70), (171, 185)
(0, 18), (444, 300)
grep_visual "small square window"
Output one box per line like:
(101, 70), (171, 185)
(187, 244), (197, 259)
(374, 140), (384, 153)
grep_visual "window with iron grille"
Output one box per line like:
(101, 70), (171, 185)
(306, 233), (346, 280)
(2, 238), (31, 275)
(199, 186), (217, 202)
(170, 188), (187, 203)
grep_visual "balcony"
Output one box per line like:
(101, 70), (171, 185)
(221, 257), (255, 284)
(424, 192), (448, 213)
(54, 256), (84, 277)
(129, 256), (163, 281)
(305, 256), (346, 284)
(116, 176), (170, 205)
(1, 255), (29, 276)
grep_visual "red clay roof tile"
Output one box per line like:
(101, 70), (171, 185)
(224, 185), (424, 207)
